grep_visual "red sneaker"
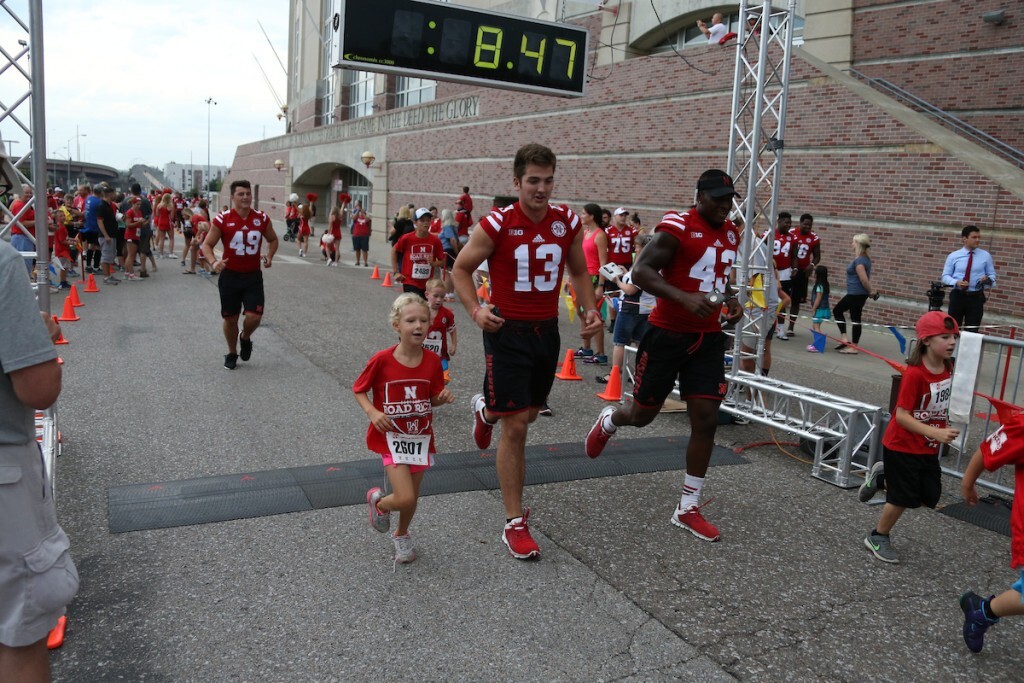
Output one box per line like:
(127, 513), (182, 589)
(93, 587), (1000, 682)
(670, 501), (720, 542)
(471, 393), (493, 449)
(585, 406), (616, 458)
(501, 508), (540, 559)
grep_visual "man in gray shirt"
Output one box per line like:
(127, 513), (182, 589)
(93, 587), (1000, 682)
(0, 239), (79, 680)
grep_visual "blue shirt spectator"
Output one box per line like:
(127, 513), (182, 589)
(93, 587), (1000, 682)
(846, 256), (871, 295)
(942, 244), (996, 293)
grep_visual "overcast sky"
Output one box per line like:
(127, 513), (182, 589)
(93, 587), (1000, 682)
(0, 1), (289, 172)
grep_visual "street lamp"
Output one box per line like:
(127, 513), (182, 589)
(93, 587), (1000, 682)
(75, 126), (86, 161)
(205, 98), (217, 194)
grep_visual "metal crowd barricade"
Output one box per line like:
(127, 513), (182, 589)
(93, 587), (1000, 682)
(943, 332), (1023, 496)
(35, 407), (59, 498)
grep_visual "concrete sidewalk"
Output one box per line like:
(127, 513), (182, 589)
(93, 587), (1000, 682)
(47, 256), (1019, 682)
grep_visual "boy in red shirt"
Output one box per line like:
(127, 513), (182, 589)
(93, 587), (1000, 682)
(52, 209), (73, 288)
(959, 413), (1024, 652)
(392, 208), (444, 298)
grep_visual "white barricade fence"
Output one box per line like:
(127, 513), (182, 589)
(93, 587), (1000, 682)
(944, 331), (1023, 496)
(35, 406), (60, 499)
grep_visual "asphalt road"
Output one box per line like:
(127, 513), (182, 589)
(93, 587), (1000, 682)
(45, 248), (1020, 682)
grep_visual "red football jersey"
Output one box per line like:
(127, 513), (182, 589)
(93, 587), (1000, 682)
(788, 228), (820, 271)
(882, 363), (952, 455)
(459, 192), (474, 215)
(771, 229), (794, 272)
(425, 305), (456, 360)
(213, 208), (272, 274)
(647, 209), (739, 334)
(352, 346), (445, 458)
(429, 218), (442, 236)
(981, 415), (1024, 567)
(395, 232), (444, 289)
(455, 209), (473, 237)
(605, 224), (638, 267)
(480, 202), (581, 321)
(352, 216), (371, 237)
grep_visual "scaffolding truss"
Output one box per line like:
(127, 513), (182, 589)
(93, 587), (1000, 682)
(1, 0), (49, 309)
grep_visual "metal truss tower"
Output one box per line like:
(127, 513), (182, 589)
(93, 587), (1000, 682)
(720, 1), (885, 487)
(1, 0), (50, 312)
(726, 0), (796, 375)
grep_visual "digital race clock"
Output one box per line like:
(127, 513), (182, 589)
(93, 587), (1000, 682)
(333, 0), (589, 98)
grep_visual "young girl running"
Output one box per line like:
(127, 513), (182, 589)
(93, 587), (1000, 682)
(859, 310), (961, 563)
(297, 204), (312, 257)
(354, 294), (455, 564)
(806, 265), (831, 352)
(423, 278), (458, 384)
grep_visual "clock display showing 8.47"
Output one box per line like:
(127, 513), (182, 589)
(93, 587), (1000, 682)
(333, 0), (589, 98)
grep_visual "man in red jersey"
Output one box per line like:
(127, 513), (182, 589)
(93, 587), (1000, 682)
(454, 198), (473, 246)
(604, 207), (639, 330)
(584, 169), (744, 543)
(785, 213), (820, 337)
(202, 180), (278, 370)
(771, 212), (795, 339)
(392, 208), (444, 297)
(452, 143), (602, 560)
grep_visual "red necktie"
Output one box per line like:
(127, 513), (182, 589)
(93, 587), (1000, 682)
(964, 250), (973, 289)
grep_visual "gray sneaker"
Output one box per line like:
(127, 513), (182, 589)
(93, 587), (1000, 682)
(366, 487), (390, 533)
(864, 532), (899, 564)
(392, 533), (416, 564)
(859, 461), (885, 502)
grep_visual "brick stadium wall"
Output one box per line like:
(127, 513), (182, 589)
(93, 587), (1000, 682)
(227, 27), (1022, 332)
(851, 0), (1024, 150)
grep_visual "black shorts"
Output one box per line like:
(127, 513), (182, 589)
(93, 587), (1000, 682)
(602, 278), (621, 295)
(482, 317), (560, 415)
(632, 326), (728, 405)
(883, 446), (941, 509)
(444, 248), (457, 270)
(218, 269), (265, 318)
(402, 283), (426, 298)
(183, 230), (194, 242)
(790, 269), (809, 305)
(82, 231), (99, 246)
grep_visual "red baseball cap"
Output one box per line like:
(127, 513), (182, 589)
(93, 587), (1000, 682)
(915, 311), (959, 339)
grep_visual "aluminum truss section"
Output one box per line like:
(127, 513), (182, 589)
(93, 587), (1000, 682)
(721, 372), (884, 488)
(0, 0), (50, 311)
(726, 0), (796, 376)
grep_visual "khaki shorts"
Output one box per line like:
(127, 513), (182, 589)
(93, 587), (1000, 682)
(0, 441), (79, 647)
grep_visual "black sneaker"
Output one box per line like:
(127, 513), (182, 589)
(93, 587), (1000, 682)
(224, 353), (239, 370)
(538, 404), (553, 417)
(239, 336), (253, 361)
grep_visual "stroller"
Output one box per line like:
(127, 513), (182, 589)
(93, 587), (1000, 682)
(283, 192), (300, 241)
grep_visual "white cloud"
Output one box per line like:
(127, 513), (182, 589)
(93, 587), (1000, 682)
(0, 0), (288, 172)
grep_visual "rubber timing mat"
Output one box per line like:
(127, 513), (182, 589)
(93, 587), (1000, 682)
(938, 495), (1012, 537)
(107, 435), (745, 533)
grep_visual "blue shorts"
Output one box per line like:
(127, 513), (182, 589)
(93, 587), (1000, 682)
(351, 235), (369, 252)
(612, 309), (650, 346)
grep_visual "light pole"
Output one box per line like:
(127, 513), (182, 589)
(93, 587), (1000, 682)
(65, 135), (75, 187)
(75, 126), (86, 161)
(205, 98), (217, 194)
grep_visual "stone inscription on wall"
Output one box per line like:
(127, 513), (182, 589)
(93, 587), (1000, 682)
(261, 96), (481, 152)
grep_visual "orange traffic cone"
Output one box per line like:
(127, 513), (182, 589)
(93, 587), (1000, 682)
(554, 349), (582, 381)
(381, 272), (393, 287)
(370, 264), (381, 280)
(84, 273), (100, 292)
(46, 616), (66, 649)
(476, 283), (490, 303)
(52, 316), (68, 345)
(69, 284), (84, 307)
(57, 296), (80, 322)
(596, 366), (622, 401)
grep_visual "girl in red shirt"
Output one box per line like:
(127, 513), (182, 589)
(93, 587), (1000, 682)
(353, 294), (455, 564)
(297, 203), (312, 257)
(154, 193), (175, 258)
(327, 206), (343, 266)
(860, 311), (960, 564)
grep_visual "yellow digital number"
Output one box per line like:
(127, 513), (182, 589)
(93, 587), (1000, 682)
(474, 26), (502, 69)
(555, 38), (576, 79)
(521, 34), (546, 74)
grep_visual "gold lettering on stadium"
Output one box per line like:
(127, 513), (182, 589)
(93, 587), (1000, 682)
(259, 96), (480, 151)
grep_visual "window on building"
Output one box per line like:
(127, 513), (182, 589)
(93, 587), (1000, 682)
(347, 70), (375, 119)
(319, 0), (338, 125)
(395, 76), (436, 109)
(651, 12), (803, 53)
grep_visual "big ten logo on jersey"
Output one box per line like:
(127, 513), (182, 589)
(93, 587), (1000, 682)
(382, 380), (431, 416)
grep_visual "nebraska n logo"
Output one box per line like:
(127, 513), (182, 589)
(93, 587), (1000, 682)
(404, 386), (418, 400)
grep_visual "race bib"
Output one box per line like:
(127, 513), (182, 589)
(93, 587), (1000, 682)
(386, 432), (430, 466)
(411, 262), (432, 280)
(423, 333), (443, 355)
